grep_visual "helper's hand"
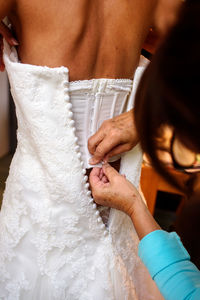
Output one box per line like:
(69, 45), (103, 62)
(0, 21), (18, 71)
(89, 163), (142, 217)
(88, 109), (139, 165)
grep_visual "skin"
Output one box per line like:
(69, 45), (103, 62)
(0, 0), (157, 80)
(1, 0), (183, 241)
(0, 0), (159, 172)
(89, 163), (161, 240)
(88, 0), (184, 165)
(88, 0), (198, 237)
(88, 109), (138, 165)
(0, 0), (183, 170)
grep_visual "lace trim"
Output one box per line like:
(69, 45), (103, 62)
(70, 78), (133, 85)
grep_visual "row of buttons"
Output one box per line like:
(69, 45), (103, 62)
(63, 79), (108, 237)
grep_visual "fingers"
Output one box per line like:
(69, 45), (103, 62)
(89, 167), (109, 186)
(88, 130), (105, 155)
(88, 110), (138, 165)
(89, 167), (102, 185)
(102, 175), (109, 183)
(89, 136), (121, 165)
(104, 143), (132, 162)
(89, 167), (110, 205)
(99, 168), (104, 180)
(102, 163), (119, 181)
(0, 21), (18, 46)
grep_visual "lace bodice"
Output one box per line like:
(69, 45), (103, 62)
(69, 78), (133, 168)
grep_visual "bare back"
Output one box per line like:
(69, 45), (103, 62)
(2, 0), (157, 81)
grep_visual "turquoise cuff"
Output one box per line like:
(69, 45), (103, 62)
(138, 230), (190, 279)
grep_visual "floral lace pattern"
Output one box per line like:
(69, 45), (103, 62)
(0, 42), (162, 300)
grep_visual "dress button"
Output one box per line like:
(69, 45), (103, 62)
(97, 217), (101, 223)
(64, 95), (70, 102)
(82, 169), (86, 175)
(66, 103), (72, 110)
(87, 190), (91, 196)
(69, 120), (75, 127)
(85, 183), (90, 189)
(74, 137), (78, 143)
(68, 111), (73, 118)
(95, 211), (100, 216)
(83, 175), (88, 182)
(100, 224), (105, 229)
(63, 81), (68, 87)
(92, 203), (97, 209)
(75, 145), (80, 152)
(72, 127), (76, 133)
(80, 161), (84, 167)
(77, 152), (81, 159)
(89, 199), (93, 204)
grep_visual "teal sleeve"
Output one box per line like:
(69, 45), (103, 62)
(138, 230), (200, 300)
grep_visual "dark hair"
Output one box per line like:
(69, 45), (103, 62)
(134, 0), (200, 192)
(175, 192), (200, 268)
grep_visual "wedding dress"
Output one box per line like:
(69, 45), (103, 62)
(0, 42), (161, 300)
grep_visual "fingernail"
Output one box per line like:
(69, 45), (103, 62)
(11, 38), (19, 46)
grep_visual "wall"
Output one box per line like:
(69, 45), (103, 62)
(0, 71), (9, 158)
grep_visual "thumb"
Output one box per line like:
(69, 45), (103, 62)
(102, 163), (119, 182)
(89, 167), (101, 187)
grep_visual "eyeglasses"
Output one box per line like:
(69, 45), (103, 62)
(170, 133), (200, 173)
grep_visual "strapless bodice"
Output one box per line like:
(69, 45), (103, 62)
(69, 78), (133, 168)
(4, 42), (133, 168)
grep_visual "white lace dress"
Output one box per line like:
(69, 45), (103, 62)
(0, 42), (162, 300)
